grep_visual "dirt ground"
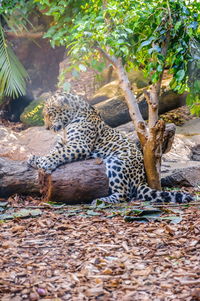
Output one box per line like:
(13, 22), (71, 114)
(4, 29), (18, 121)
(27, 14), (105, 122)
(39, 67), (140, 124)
(0, 194), (200, 301)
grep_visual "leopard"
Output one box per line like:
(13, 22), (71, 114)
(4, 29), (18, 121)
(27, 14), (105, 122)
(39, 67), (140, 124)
(28, 91), (193, 205)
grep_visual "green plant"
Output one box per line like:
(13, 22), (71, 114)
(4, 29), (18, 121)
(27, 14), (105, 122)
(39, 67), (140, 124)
(0, 0), (36, 98)
(0, 24), (28, 97)
(35, 0), (199, 190)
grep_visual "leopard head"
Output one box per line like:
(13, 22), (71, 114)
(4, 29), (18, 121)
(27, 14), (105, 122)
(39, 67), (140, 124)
(43, 92), (86, 132)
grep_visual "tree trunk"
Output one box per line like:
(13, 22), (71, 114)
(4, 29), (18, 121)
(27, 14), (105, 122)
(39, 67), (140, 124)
(142, 84), (165, 189)
(95, 47), (168, 190)
(0, 158), (109, 203)
(143, 120), (165, 190)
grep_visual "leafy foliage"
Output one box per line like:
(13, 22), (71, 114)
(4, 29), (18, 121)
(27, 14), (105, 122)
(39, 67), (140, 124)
(36, 0), (199, 114)
(0, 0), (38, 98)
(187, 38), (200, 115)
(0, 0), (36, 30)
(0, 24), (28, 97)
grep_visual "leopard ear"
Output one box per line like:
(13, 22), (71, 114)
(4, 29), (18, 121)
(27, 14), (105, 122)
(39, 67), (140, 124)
(45, 95), (61, 109)
(58, 95), (71, 107)
(59, 98), (69, 107)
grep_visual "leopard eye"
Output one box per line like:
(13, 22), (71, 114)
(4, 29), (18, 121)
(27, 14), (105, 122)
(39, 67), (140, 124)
(48, 111), (56, 118)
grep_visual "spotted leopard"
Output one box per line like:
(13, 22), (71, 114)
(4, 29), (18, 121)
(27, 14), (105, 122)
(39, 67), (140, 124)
(28, 91), (193, 205)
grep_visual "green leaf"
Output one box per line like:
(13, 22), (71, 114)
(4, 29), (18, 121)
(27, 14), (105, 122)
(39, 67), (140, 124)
(13, 208), (42, 218)
(139, 209), (162, 216)
(152, 72), (159, 83)
(63, 82), (71, 92)
(175, 70), (185, 81)
(124, 216), (148, 223)
(0, 213), (13, 220)
(128, 209), (143, 215)
(86, 210), (102, 216)
(148, 45), (161, 54)
(0, 24), (28, 97)
(139, 37), (155, 49)
(125, 28), (133, 34)
(29, 209), (42, 217)
(79, 64), (87, 72)
(157, 64), (163, 72)
(0, 201), (8, 207)
(188, 21), (198, 29)
(0, 208), (42, 220)
(72, 69), (80, 78)
(0, 201), (8, 212)
(174, 21), (182, 31)
(118, 39), (125, 44)
(161, 215), (182, 224)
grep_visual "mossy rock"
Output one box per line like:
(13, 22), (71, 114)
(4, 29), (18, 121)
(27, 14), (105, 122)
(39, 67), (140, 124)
(20, 92), (51, 126)
(128, 70), (150, 88)
(99, 68), (150, 89)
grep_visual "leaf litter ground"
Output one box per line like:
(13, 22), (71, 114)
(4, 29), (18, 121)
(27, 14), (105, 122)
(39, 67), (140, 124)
(0, 190), (200, 301)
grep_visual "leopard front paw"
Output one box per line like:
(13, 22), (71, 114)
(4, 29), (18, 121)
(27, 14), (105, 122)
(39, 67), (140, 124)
(27, 155), (39, 169)
(27, 155), (54, 174)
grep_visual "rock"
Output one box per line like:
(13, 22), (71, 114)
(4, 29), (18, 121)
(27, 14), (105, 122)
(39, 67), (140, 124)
(20, 99), (44, 126)
(91, 70), (150, 106)
(95, 96), (130, 127)
(161, 165), (200, 187)
(93, 90), (186, 127)
(0, 95), (33, 122)
(176, 118), (200, 135)
(10, 27), (65, 99)
(0, 125), (56, 161)
(18, 77), (186, 128)
(91, 80), (122, 105)
(161, 118), (200, 187)
(20, 92), (51, 126)
(97, 69), (150, 93)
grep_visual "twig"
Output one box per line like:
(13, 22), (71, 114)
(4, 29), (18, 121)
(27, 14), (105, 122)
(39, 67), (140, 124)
(6, 31), (44, 39)
(94, 45), (118, 68)
(176, 279), (200, 285)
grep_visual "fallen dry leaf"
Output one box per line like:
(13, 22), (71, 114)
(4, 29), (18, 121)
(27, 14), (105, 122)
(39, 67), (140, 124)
(0, 198), (199, 301)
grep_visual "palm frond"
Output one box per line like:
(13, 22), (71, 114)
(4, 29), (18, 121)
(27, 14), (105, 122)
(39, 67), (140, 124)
(0, 23), (28, 98)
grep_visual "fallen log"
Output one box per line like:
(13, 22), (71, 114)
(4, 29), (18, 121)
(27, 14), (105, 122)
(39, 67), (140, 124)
(0, 124), (176, 203)
(0, 158), (109, 204)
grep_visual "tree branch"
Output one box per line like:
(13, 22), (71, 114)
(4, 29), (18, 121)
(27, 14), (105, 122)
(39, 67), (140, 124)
(147, 30), (171, 129)
(6, 31), (44, 39)
(94, 45), (118, 67)
(95, 45), (148, 145)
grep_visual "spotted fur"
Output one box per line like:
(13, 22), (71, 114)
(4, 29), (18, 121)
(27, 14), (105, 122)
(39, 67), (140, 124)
(28, 92), (193, 205)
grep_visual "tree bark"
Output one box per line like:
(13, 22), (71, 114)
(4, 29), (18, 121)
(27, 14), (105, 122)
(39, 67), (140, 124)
(143, 120), (165, 190)
(39, 159), (109, 203)
(0, 158), (40, 197)
(0, 158), (109, 203)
